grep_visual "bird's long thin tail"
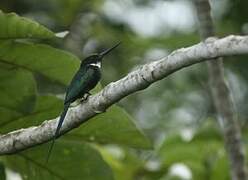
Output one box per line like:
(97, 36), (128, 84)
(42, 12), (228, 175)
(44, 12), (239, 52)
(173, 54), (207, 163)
(46, 103), (70, 163)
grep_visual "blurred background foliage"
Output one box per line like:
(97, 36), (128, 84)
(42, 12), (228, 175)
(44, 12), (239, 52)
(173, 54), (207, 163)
(0, 0), (247, 179)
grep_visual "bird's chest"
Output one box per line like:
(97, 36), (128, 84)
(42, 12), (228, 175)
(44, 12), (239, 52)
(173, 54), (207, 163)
(87, 66), (101, 90)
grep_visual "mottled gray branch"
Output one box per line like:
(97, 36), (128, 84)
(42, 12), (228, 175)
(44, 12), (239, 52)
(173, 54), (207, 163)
(194, 0), (247, 179)
(1, 35), (248, 155)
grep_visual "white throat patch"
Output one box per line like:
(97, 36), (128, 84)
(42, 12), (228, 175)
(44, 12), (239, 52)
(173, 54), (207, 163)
(90, 62), (101, 68)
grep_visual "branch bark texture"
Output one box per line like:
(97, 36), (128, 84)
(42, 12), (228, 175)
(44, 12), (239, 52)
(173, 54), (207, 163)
(0, 35), (248, 155)
(194, 0), (247, 179)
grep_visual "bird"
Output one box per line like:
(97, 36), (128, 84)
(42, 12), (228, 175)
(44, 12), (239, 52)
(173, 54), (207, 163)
(46, 42), (121, 162)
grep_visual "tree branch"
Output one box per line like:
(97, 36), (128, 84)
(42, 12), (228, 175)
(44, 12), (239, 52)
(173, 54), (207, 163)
(194, 0), (247, 179)
(1, 35), (248, 155)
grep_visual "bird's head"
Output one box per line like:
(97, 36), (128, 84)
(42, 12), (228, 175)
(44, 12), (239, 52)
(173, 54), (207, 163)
(81, 42), (121, 68)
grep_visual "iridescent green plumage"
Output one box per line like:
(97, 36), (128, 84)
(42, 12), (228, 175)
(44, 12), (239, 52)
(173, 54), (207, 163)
(46, 43), (120, 162)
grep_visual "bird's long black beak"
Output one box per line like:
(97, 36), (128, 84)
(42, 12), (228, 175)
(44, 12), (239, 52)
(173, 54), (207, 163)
(99, 42), (121, 59)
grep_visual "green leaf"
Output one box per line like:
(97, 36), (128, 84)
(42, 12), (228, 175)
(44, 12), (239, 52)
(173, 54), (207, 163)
(96, 145), (145, 180)
(0, 10), (54, 39)
(158, 131), (227, 180)
(192, 122), (222, 141)
(184, 161), (207, 180)
(71, 105), (152, 149)
(5, 141), (114, 180)
(0, 40), (80, 85)
(0, 95), (62, 134)
(0, 68), (36, 131)
(159, 135), (223, 166)
(0, 68), (36, 114)
(210, 154), (230, 180)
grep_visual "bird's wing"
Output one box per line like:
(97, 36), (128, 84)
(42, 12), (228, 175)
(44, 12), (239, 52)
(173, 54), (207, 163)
(65, 66), (95, 103)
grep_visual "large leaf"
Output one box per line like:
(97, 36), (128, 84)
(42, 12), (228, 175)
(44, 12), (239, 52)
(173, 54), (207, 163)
(0, 68), (36, 132)
(0, 40), (80, 85)
(0, 95), (62, 134)
(5, 141), (114, 180)
(158, 129), (227, 180)
(71, 105), (152, 149)
(210, 155), (230, 180)
(96, 145), (146, 180)
(0, 10), (54, 39)
(159, 134), (223, 166)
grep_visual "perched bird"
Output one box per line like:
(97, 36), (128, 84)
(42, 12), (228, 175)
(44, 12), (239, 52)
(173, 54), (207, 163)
(46, 43), (120, 162)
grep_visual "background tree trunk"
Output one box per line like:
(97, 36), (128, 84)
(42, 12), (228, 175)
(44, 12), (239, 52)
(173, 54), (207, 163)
(194, 0), (247, 179)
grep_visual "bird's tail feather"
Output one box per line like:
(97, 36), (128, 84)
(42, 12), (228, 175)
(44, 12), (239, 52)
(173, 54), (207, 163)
(46, 103), (70, 163)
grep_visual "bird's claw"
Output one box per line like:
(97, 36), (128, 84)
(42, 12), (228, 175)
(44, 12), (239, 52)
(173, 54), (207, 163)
(80, 93), (91, 103)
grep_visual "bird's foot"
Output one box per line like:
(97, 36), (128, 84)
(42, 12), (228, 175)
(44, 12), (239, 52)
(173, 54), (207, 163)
(80, 92), (91, 103)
